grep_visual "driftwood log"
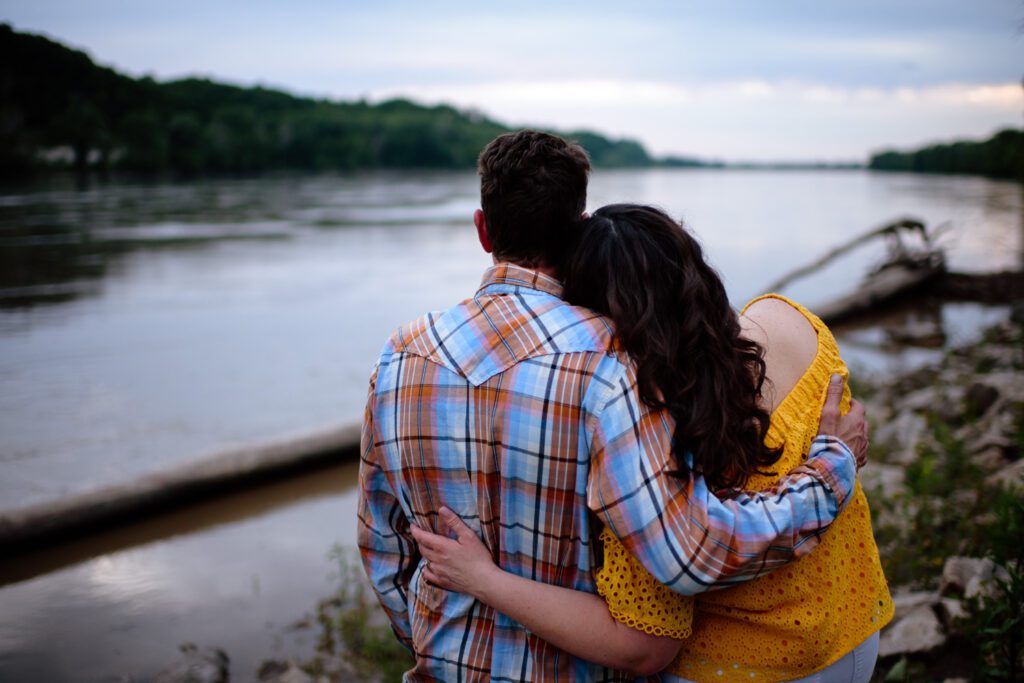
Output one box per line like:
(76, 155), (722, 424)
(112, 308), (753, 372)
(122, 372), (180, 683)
(765, 217), (934, 294)
(764, 216), (1023, 325)
(0, 424), (361, 553)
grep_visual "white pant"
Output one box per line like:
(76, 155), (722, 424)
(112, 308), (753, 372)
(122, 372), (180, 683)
(662, 631), (880, 683)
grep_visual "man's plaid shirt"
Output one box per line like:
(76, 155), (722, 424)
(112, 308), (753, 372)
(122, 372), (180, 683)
(357, 264), (856, 682)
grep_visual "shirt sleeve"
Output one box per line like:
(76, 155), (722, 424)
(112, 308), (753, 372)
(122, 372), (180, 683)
(356, 364), (417, 652)
(586, 361), (856, 596)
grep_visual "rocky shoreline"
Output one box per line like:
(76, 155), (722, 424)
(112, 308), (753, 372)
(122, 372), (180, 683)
(858, 306), (1024, 681)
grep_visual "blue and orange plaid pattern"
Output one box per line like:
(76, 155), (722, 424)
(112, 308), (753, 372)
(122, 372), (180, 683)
(357, 264), (857, 682)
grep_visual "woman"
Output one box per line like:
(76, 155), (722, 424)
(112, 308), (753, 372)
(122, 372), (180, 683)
(411, 204), (892, 682)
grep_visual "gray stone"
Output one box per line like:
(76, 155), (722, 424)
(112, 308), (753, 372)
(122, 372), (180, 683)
(154, 643), (229, 683)
(890, 590), (939, 621)
(939, 597), (967, 627)
(859, 463), (905, 499)
(976, 371), (1024, 403)
(874, 410), (927, 464)
(878, 605), (946, 657)
(988, 459), (1024, 490)
(970, 411), (1015, 454)
(964, 382), (1000, 417)
(256, 661), (313, 683)
(941, 556), (994, 598)
(966, 563), (1012, 601)
(972, 445), (1007, 471)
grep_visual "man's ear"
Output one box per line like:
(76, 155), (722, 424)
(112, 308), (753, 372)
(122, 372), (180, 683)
(474, 209), (493, 254)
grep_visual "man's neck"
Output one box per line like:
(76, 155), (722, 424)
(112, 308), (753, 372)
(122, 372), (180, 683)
(493, 258), (560, 281)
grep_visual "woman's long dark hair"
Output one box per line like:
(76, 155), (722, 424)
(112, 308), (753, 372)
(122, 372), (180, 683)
(563, 204), (780, 490)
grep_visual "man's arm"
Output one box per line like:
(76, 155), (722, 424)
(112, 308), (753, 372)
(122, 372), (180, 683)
(356, 365), (417, 651)
(587, 362), (859, 596)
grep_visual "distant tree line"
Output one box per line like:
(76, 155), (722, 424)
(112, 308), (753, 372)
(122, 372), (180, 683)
(869, 129), (1023, 180)
(0, 25), (654, 175)
(5, 25), (1019, 180)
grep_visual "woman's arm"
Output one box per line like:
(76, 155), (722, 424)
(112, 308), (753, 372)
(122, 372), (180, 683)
(410, 507), (682, 676)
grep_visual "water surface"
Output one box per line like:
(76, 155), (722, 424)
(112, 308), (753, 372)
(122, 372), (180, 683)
(0, 169), (1020, 681)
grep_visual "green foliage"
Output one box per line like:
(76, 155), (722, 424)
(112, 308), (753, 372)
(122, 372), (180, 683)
(0, 25), (654, 175)
(869, 129), (1024, 180)
(870, 416), (992, 588)
(301, 545), (414, 682)
(958, 493), (1024, 681)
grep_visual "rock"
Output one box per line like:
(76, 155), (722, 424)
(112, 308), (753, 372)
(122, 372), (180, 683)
(988, 459), (1024, 490)
(859, 463), (905, 498)
(976, 371), (1024, 403)
(940, 556), (1010, 600)
(256, 660), (313, 683)
(972, 445), (1007, 471)
(950, 489), (978, 508)
(154, 643), (229, 683)
(963, 382), (1000, 417)
(1011, 302), (1024, 325)
(287, 616), (313, 630)
(939, 598), (967, 628)
(970, 411), (1016, 454)
(899, 386), (956, 417)
(941, 557), (994, 597)
(878, 605), (946, 657)
(874, 411), (927, 464)
(885, 318), (945, 347)
(970, 564), (1012, 601)
(890, 590), (939, 621)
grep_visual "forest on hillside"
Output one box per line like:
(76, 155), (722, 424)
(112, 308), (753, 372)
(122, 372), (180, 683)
(869, 129), (1023, 180)
(0, 25), (652, 175)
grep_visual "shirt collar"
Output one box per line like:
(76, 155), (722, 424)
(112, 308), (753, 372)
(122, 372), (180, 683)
(477, 263), (564, 299)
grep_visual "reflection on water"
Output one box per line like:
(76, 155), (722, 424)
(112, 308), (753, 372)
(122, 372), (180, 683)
(0, 460), (361, 681)
(0, 173), (478, 307)
(833, 301), (1013, 375)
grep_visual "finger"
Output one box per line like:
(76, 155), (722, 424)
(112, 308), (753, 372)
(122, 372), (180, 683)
(424, 567), (455, 591)
(417, 543), (441, 562)
(439, 506), (472, 540)
(411, 525), (458, 555)
(848, 399), (866, 421)
(423, 566), (442, 587)
(410, 525), (437, 550)
(819, 374), (843, 434)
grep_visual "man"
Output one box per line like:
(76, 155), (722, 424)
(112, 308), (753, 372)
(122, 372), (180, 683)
(357, 130), (867, 681)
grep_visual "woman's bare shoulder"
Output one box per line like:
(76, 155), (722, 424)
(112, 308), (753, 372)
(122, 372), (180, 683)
(740, 297), (818, 411)
(742, 297), (816, 340)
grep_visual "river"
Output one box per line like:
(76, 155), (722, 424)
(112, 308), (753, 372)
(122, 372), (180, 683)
(0, 169), (1020, 680)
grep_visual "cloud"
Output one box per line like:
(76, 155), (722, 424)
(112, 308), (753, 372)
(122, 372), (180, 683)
(369, 79), (1022, 160)
(2, 0), (1020, 158)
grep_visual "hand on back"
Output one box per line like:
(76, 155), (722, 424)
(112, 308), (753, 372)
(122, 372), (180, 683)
(817, 374), (868, 469)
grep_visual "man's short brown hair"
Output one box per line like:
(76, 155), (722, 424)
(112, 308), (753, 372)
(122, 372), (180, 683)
(477, 131), (591, 268)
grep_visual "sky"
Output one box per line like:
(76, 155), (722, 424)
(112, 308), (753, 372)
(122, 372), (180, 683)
(3, 0), (1022, 162)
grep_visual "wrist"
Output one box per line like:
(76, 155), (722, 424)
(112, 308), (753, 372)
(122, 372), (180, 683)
(474, 563), (509, 605)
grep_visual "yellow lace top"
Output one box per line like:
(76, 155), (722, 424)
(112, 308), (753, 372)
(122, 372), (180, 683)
(594, 294), (893, 682)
